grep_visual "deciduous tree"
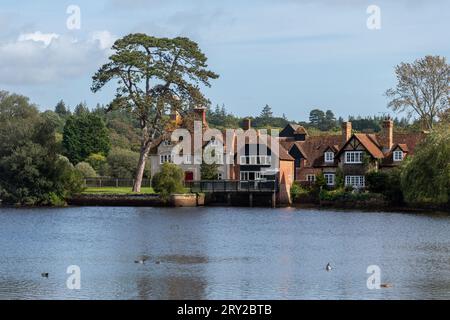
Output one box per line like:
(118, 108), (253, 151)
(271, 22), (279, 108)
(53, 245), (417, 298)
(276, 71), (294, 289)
(386, 55), (449, 130)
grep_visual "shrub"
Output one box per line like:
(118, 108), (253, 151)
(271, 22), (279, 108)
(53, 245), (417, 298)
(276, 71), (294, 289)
(320, 188), (385, 202)
(106, 147), (151, 179)
(86, 153), (107, 172)
(366, 171), (389, 194)
(75, 162), (97, 178)
(152, 163), (185, 201)
(290, 182), (310, 201)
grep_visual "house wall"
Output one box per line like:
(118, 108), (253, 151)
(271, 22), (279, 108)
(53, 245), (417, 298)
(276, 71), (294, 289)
(151, 142), (230, 181)
(278, 160), (294, 205)
(338, 139), (376, 176)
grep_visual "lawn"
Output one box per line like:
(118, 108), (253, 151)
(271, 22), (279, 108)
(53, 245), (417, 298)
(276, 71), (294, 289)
(82, 187), (156, 195)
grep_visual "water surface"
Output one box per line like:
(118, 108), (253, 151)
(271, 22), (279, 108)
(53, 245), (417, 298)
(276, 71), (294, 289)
(0, 206), (449, 299)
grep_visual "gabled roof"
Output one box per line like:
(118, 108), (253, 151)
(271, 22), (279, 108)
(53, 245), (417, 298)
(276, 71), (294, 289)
(335, 133), (384, 159)
(294, 126), (308, 135)
(234, 134), (294, 161)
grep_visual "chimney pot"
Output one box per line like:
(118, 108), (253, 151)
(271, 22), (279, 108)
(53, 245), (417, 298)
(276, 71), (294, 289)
(194, 107), (207, 125)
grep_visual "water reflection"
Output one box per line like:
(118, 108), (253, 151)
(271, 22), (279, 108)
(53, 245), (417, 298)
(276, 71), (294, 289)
(0, 206), (449, 299)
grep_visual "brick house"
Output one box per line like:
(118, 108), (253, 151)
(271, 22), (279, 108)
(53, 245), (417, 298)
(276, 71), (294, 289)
(280, 119), (425, 188)
(149, 109), (295, 203)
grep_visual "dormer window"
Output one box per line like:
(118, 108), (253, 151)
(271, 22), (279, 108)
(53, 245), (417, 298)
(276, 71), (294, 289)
(393, 150), (403, 161)
(324, 151), (334, 163)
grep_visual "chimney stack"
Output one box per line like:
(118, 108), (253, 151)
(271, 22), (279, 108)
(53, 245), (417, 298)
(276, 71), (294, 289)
(170, 108), (181, 125)
(243, 118), (252, 131)
(194, 107), (207, 125)
(380, 118), (393, 151)
(342, 122), (352, 144)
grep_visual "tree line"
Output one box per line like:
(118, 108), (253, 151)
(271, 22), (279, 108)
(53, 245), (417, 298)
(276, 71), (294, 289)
(0, 32), (448, 206)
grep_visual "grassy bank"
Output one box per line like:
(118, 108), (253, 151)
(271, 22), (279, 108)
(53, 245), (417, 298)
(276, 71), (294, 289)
(82, 187), (156, 195)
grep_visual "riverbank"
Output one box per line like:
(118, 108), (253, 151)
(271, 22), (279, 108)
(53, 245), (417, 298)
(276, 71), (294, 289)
(68, 193), (204, 207)
(292, 201), (449, 214)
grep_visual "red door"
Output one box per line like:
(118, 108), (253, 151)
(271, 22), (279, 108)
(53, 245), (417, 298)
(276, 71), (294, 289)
(185, 171), (194, 181)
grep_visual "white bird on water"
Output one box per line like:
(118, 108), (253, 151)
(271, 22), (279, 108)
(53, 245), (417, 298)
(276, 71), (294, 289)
(326, 263), (332, 272)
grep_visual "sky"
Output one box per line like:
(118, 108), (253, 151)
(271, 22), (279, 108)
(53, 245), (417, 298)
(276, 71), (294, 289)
(0, 0), (448, 121)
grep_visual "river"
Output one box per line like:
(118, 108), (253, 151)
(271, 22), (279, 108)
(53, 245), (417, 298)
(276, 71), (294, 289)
(0, 206), (449, 300)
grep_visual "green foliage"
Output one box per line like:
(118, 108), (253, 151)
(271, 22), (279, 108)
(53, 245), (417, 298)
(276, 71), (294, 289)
(335, 168), (344, 188)
(86, 153), (107, 172)
(320, 188), (385, 202)
(74, 102), (89, 116)
(0, 92), (84, 206)
(366, 171), (389, 193)
(309, 109), (337, 131)
(386, 55), (449, 130)
(106, 148), (151, 179)
(290, 182), (310, 201)
(91, 33), (219, 191)
(401, 127), (450, 205)
(75, 162), (98, 178)
(366, 170), (404, 204)
(63, 113), (111, 164)
(152, 163), (185, 201)
(200, 162), (219, 180)
(54, 100), (71, 117)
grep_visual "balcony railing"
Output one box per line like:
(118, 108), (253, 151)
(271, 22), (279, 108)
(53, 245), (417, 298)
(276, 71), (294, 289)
(185, 180), (277, 193)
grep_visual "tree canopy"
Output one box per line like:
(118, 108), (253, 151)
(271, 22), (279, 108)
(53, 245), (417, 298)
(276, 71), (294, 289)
(0, 91), (83, 205)
(91, 33), (218, 192)
(386, 55), (449, 130)
(63, 113), (111, 164)
(401, 125), (450, 205)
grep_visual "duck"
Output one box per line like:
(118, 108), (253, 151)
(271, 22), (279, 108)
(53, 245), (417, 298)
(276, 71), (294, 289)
(155, 260), (161, 265)
(380, 283), (393, 288)
(325, 263), (332, 272)
(134, 257), (148, 264)
(41, 273), (49, 278)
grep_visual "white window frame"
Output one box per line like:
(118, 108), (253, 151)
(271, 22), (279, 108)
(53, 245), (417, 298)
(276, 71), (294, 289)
(306, 174), (316, 183)
(160, 154), (173, 164)
(239, 155), (272, 165)
(324, 152), (334, 163)
(393, 150), (403, 162)
(345, 151), (363, 164)
(324, 173), (335, 186)
(240, 171), (263, 181)
(345, 175), (365, 188)
(184, 154), (192, 164)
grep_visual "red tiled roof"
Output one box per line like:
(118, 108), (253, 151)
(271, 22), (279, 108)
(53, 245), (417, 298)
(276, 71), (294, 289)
(354, 133), (384, 159)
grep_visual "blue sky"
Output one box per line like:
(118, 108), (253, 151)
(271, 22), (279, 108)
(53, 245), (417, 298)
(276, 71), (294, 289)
(0, 0), (448, 121)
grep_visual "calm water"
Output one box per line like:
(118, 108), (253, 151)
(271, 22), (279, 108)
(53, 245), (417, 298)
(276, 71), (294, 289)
(0, 206), (449, 300)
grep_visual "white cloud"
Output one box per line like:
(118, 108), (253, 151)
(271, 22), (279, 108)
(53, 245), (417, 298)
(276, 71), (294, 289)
(89, 30), (117, 50)
(0, 31), (117, 85)
(18, 31), (59, 47)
